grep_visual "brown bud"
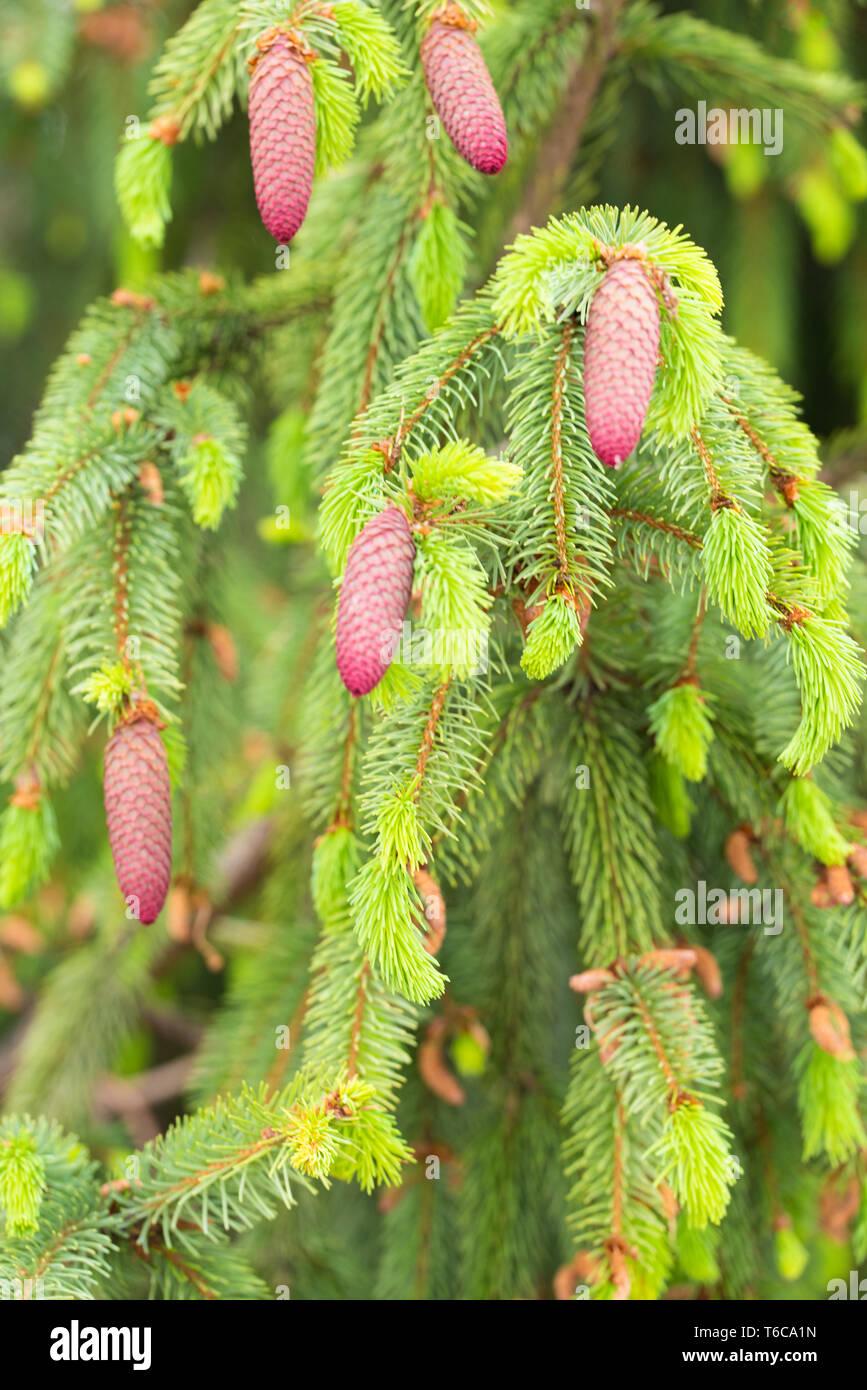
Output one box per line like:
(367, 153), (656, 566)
(606, 1238), (633, 1301)
(413, 867), (446, 956)
(810, 876), (832, 909)
(111, 287), (154, 311)
(166, 879), (193, 944)
(553, 1250), (600, 1300)
(825, 863), (855, 906)
(848, 843), (867, 879)
(691, 944), (723, 999)
(172, 380), (193, 403)
(10, 769), (41, 811)
(418, 1021), (465, 1106)
(148, 115), (181, 146)
(640, 947), (697, 975)
(206, 624), (239, 683)
(138, 461), (163, 507)
(808, 999), (855, 1061)
(110, 407), (138, 431)
(569, 967), (616, 994)
(725, 826), (758, 884)
(76, 352), (92, 366)
(0, 915), (43, 954)
(197, 270), (225, 295)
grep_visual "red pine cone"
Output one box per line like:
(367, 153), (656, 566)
(248, 31), (316, 242)
(336, 507), (416, 697)
(103, 715), (172, 924)
(420, 10), (507, 175)
(583, 258), (661, 467)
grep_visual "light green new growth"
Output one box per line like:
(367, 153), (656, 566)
(701, 507), (772, 640)
(521, 594), (583, 680)
(411, 440), (521, 505)
(648, 683), (714, 782)
(798, 1046), (867, 1167)
(0, 798), (59, 909)
(114, 137), (173, 250)
(780, 776), (851, 865)
(409, 203), (470, 332)
(76, 660), (135, 718)
(0, 1129), (46, 1237)
(311, 59), (360, 175)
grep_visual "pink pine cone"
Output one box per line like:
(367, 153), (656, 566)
(421, 15), (508, 175)
(583, 258), (661, 467)
(104, 716), (172, 924)
(336, 507), (416, 697)
(248, 32), (316, 242)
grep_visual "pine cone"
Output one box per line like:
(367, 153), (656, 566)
(103, 715), (172, 924)
(336, 506), (416, 696)
(248, 31), (316, 242)
(420, 8), (507, 175)
(583, 258), (661, 467)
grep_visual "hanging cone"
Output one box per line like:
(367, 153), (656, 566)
(335, 506), (416, 696)
(103, 712), (172, 924)
(420, 5), (507, 175)
(248, 30), (316, 242)
(583, 257), (661, 467)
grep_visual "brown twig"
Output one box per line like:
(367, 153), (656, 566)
(510, 0), (625, 237)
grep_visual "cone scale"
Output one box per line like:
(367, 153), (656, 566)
(420, 8), (508, 176)
(583, 257), (661, 467)
(336, 507), (416, 697)
(248, 30), (316, 243)
(103, 713), (172, 924)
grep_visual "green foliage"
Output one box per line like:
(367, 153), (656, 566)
(0, 1127), (46, 1237)
(0, 797), (59, 908)
(520, 594), (583, 680)
(780, 776), (851, 865)
(648, 682), (714, 783)
(114, 137), (173, 251)
(701, 507), (772, 639)
(797, 1046), (867, 1167)
(409, 202), (469, 332)
(311, 59), (360, 176)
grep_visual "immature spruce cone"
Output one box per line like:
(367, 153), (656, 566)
(336, 507), (416, 696)
(103, 715), (172, 924)
(583, 258), (661, 467)
(420, 8), (507, 175)
(248, 31), (316, 242)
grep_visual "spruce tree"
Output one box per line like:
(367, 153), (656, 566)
(2, 0), (867, 1307)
